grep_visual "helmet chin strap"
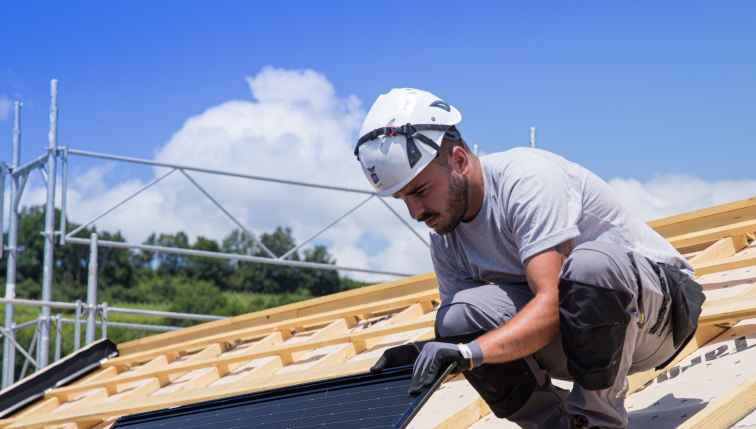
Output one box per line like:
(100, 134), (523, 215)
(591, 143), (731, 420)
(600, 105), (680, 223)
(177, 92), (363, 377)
(354, 124), (462, 165)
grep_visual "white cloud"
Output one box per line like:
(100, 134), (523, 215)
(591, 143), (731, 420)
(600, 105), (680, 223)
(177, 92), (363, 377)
(609, 175), (756, 221)
(18, 66), (752, 283)
(0, 95), (12, 122)
(17, 67), (433, 282)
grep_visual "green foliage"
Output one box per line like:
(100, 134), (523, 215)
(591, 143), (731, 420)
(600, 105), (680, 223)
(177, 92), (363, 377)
(339, 276), (372, 292)
(0, 205), (367, 379)
(168, 279), (228, 327)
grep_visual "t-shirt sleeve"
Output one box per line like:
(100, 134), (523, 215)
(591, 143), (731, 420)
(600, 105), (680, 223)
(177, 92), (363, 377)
(503, 153), (583, 262)
(430, 238), (478, 301)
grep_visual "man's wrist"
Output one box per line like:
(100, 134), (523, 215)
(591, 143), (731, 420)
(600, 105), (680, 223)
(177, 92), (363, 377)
(466, 341), (484, 368)
(457, 341), (484, 369)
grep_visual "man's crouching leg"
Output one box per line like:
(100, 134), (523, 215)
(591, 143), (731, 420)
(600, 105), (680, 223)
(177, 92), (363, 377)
(436, 284), (569, 428)
(559, 242), (644, 429)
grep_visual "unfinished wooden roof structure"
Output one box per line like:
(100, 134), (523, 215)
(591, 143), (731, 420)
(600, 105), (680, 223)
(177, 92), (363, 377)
(1, 196), (756, 429)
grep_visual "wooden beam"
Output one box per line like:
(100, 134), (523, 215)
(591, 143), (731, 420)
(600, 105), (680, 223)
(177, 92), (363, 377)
(407, 374), (492, 429)
(430, 397), (489, 429)
(693, 251), (756, 277)
(666, 219), (756, 249)
(209, 356), (284, 387)
(101, 377), (161, 404)
(117, 272), (438, 355)
(647, 196), (756, 238)
(11, 398), (60, 419)
(52, 332), (285, 403)
(675, 369), (756, 429)
(0, 360), (380, 429)
(47, 317), (435, 400)
(108, 289), (438, 367)
(354, 302), (431, 349)
(689, 236), (749, 266)
(22, 198), (756, 428)
(699, 292), (756, 326)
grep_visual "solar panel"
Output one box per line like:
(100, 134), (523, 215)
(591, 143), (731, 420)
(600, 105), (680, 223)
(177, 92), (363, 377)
(111, 364), (453, 429)
(0, 339), (117, 418)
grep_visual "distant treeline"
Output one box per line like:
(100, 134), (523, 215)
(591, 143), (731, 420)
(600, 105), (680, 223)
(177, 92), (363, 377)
(0, 205), (369, 322)
(0, 205), (371, 379)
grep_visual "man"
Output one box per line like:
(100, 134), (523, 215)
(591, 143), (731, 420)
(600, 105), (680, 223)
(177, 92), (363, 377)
(353, 88), (704, 429)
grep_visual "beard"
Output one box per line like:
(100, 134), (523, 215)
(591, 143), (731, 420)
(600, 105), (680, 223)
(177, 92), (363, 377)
(418, 172), (469, 235)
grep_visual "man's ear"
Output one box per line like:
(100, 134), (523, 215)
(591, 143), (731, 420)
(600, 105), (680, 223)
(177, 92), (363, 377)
(448, 146), (469, 174)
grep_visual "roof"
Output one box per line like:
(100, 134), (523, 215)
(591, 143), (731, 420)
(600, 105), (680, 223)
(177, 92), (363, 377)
(109, 365), (445, 429)
(0, 196), (755, 429)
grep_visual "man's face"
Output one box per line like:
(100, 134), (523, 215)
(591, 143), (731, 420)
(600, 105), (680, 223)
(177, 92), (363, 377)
(393, 161), (469, 235)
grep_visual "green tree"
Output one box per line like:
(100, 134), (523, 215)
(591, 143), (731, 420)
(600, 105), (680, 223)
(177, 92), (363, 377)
(302, 245), (340, 296)
(187, 237), (231, 289)
(168, 279), (228, 327)
(222, 229), (277, 293)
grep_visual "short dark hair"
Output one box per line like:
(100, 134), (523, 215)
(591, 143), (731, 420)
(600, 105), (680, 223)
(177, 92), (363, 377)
(432, 134), (473, 168)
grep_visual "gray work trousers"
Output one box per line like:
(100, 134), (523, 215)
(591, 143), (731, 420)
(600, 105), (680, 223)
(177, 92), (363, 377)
(435, 242), (677, 429)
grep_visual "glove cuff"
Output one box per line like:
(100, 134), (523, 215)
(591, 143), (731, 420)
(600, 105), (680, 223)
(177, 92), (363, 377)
(465, 341), (484, 368)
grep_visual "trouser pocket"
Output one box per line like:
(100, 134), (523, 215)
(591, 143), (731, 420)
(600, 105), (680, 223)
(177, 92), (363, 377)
(558, 279), (634, 390)
(653, 263), (706, 369)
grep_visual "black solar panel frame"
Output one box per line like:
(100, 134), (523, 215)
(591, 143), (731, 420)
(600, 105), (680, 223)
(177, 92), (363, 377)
(0, 339), (117, 418)
(111, 364), (454, 429)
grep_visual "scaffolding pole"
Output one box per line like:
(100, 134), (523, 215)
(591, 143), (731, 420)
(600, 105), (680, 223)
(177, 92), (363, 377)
(86, 233), (98, 345)
(530, 127), (536, 148)
(0, 79), (425, 384)
(3, 102), (22, 388)
(38, 79), (59, 368)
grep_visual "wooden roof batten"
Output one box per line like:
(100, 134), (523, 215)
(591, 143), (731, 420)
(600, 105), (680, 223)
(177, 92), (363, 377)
(2, 196), (756, 429)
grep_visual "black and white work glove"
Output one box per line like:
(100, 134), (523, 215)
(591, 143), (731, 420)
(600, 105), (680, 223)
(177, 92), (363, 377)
(370, 342), (423, 373)
(408, 341), (483, 396)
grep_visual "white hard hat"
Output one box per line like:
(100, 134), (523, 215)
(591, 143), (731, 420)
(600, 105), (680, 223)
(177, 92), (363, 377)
(354, 88), (462, 197)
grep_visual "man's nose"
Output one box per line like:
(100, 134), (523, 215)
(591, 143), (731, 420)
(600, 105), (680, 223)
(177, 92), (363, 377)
(405, 198), (424, 220)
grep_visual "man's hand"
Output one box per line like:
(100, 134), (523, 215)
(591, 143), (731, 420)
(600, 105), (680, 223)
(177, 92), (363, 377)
(370, 343), (422, 373)
(408, 342), (471, 396)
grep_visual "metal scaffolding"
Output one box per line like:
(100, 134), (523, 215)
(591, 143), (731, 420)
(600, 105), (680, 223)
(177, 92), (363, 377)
(0, 79), (427, 388)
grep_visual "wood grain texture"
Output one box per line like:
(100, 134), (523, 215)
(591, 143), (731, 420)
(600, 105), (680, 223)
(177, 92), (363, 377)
(667, 219), (756, 249)
(10, 198), (756, 428)
(430, 397), (490, 429)
(689, 236), (748, 266)
(118, 272), (438, 355)
(109, 289), (438, 367)
(693, 251), (756, 277)
(699, 293), (756, 326)
(48, 317), (433, 400)
(113, 287), (438, 366)
(647, 196), (756, 238)
(0, 360), (378, 429)
(676, 370), (756, 429)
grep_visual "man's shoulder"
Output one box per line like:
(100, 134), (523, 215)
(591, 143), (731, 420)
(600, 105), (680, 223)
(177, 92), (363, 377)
(481, 148), (577, 173)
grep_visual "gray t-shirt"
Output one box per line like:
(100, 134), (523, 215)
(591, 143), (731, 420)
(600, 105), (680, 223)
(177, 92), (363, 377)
(430, 148), (692, 300)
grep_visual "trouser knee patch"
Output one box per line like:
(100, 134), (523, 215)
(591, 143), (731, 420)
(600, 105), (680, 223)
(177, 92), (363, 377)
(558, 278), (633, 390)
(463, 359), (536, 418)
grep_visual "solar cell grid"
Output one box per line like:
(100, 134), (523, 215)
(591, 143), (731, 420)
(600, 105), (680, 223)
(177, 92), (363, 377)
(111, 365), (445, 429)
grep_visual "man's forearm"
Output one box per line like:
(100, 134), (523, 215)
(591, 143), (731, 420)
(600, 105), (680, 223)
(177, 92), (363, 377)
(475, 293), (560, 364)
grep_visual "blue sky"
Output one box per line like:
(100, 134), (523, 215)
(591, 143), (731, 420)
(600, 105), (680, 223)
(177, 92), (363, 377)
(1, 1), (754, 181)
(0, 1), (755, 278)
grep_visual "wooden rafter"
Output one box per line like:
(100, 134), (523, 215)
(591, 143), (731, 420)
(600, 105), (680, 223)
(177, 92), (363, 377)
(3, 196), (756, 429)
(647, 196), (756, 239)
